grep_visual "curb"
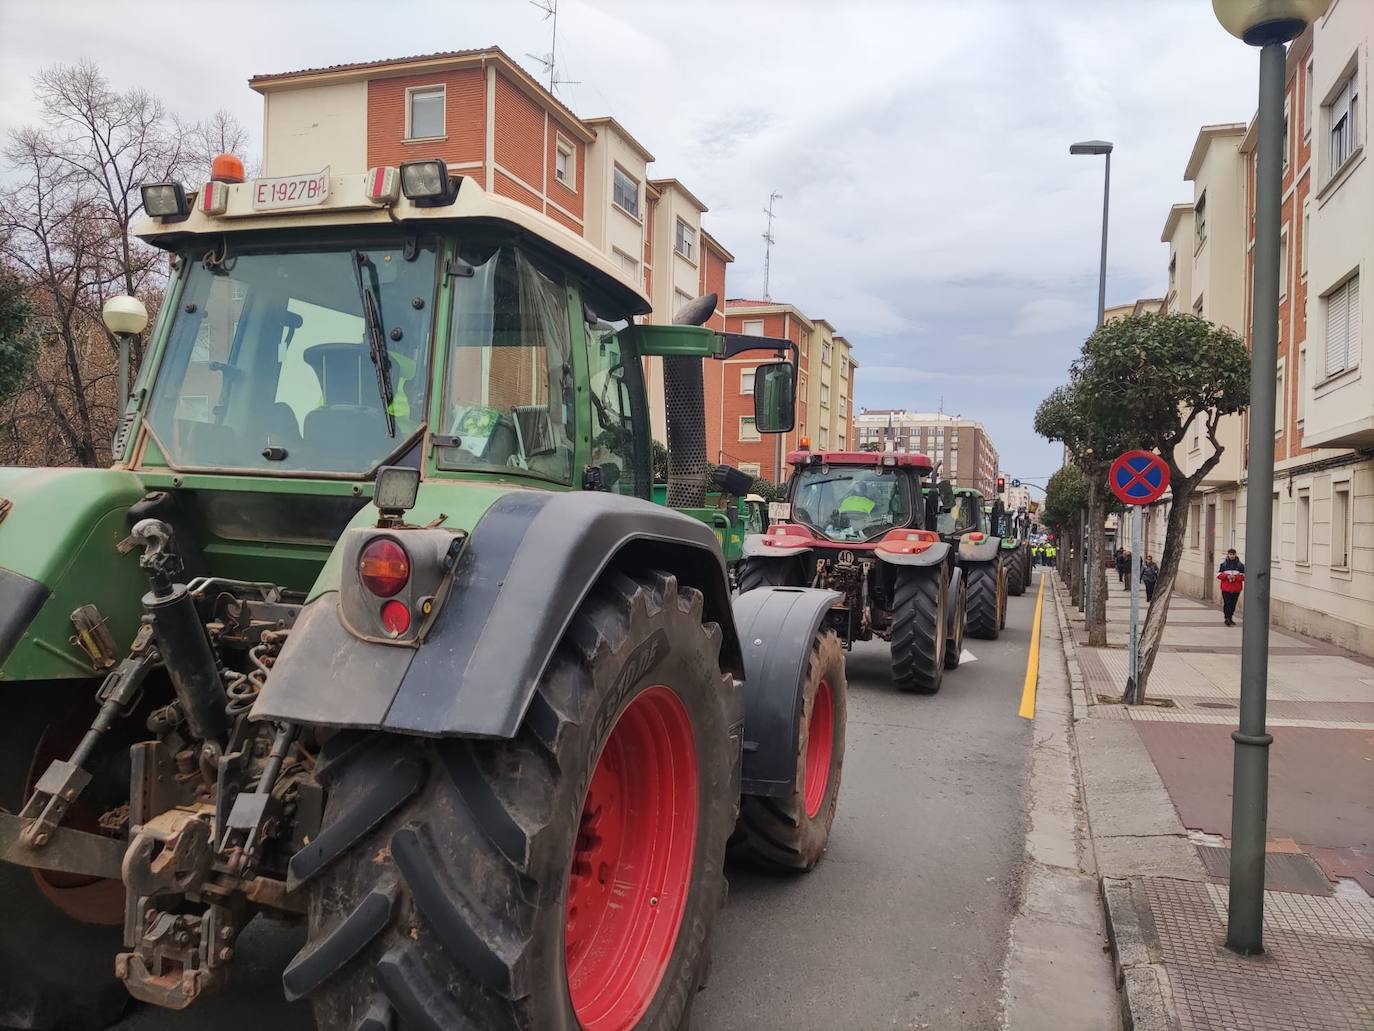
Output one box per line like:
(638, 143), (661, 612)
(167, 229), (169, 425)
(1099, 878), (1179, 1031)
(1050, 576), (1090, 720)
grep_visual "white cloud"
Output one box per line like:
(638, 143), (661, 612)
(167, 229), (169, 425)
(1012, 297), (1085, 337)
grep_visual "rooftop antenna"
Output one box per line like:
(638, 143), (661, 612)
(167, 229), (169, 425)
(762, 190), (782, 300)
(527, 0), (580, 94)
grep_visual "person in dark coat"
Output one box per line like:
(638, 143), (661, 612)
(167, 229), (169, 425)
(1218, 549), (1245, 626)
(1141, 555), (1159, 602)
(1114, 548), (1127, 584)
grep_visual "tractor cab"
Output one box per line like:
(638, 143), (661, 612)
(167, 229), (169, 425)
(777, 449), (932, 549)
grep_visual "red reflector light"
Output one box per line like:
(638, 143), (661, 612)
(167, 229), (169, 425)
(968, 532), (985, 542)
(380, 599), (412, 636)
(359, 538), (410, 597)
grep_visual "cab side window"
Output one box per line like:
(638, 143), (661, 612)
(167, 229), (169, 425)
(585, 319), (650, 499)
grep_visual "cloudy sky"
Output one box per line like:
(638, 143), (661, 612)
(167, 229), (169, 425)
(0, 0), (1260, 483)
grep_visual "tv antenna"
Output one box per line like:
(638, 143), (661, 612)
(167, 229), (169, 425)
(527, 0), (580, 94)
(762, 190), (782, 300)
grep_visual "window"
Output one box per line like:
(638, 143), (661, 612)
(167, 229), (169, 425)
(613, 249), (639, 278)
(1301, 202), (1310, 277)
(820, 382), (830, 408)
(1324, 273), (1361, 378)
(673, 289), (693, 315)
(819, 427), (829, 449)
(1194, 191), (1207, 246)
(1223, 499), (1237, 549)
(1328, 70), (1358, 178)
(1297, 348), (1306, 428)
(739, 416), (760, 442)
(740, 368), (755, 395)
(822, 342), (832, 366)
(1296, 488), (1311, 564)
(1279, 231), (1288, 299)
(1283, 97), (1290, 172)
(742, 319), (764, 337)
(440, 244), (576, 484)
(1332, 482), (1351, 569)
(612, 165), (639, 218)
(1274, 361), (1285, 435)
(1190, 504), (1202, 548)
(1193, 294), (1205, 317)
(840, 358), (848, 379)
(407, 86), (445, 140)
(554, 136), (575, 188)
(838, 396), (846, 417)
(1190, 419), (1201, 452)
(1272, 493), (1281, 562)
(837, 434), (846, 449)
(1168, 253), (1177, 293)
(146, 240), (438, 475)
(586, 318), (651, 498)
(674, 219), (695, 261)
(1304, 60), (1314, 139)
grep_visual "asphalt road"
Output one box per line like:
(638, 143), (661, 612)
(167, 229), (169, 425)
(114, 573), (1043, 1031)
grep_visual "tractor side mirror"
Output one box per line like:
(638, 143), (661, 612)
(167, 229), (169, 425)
(991, 499), (1006, 534)
(938, 478), (955, 512)
(753, 361), (795, 434)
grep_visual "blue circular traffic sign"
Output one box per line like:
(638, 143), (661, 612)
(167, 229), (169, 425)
(1109, 450), (1169, 506)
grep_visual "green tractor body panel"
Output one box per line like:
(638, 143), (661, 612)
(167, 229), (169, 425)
(649, 484), (745, 564)
(0, 467), (148, 681)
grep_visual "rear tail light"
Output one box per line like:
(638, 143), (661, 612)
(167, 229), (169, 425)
(379, 599), (412, 636)
(200, 181), (229, 215)
(366, 166), (400, 205)
(359, 538), (410, 597)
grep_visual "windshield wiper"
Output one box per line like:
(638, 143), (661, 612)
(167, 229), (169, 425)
(351, 249), (396, 437)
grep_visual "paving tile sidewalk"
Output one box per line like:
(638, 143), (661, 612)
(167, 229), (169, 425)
(1051, 576), (1374, 1031)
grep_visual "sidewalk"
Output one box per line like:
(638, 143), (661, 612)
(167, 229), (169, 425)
(1053, 574), (1374, 1031)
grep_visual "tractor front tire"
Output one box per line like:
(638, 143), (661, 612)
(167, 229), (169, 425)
(288, 570), (738, 1031)
(965, 561), (1003, 640)
(0, 683), (129, 1031)
(730, 630), (846, 872)
(737, 556), (801, 593)
(943, 575), (967, 670)
(890, 566), (947, 694)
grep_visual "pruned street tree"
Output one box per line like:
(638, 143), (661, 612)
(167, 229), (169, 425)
(1043, 462), (1087, 602)
(1072, 312), (1249, 701)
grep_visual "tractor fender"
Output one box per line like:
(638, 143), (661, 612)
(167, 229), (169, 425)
(873, 539), (951, 568)
(945, 565), (965, 638)
(958, 536), (1002, 564)
(253, 490), (742, 738)
(731, 585), (842, 797)
(741, 527), (814, 560)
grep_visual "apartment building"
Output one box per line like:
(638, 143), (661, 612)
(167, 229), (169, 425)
(1143, 5), (1372, 655)
(248, 47), (739, 442)
(854, 411), (999, 496)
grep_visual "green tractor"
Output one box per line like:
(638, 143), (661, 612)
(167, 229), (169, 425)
(987, 501), (1032, 598)
(928, 484), (1008, 640)
(0, 159), (848, 1031)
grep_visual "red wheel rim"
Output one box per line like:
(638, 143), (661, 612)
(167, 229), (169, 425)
(803, 679), (834, 819)
(565, 686), (699, 1031)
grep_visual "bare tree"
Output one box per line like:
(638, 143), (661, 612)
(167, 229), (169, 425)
(0, 61), (187, 466)
(186, 108), (255, 176)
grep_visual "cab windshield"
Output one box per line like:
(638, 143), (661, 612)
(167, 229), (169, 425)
(937, 493), (983, 535)
(144, 237), (437, 474)
(790, 466), (911, 542)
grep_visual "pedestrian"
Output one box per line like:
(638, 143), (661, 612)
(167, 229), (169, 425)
(1122, 550), (1132, 592)
(1046, 544), (1056, 567)
(1217, 548), (1245, 626)
(1141, 554), (1159, 602)
(1114, 547), (1127, 584)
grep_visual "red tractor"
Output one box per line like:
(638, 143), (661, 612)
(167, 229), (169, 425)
(737, 449), (966, 694)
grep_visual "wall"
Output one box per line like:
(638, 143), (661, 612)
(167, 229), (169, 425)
(365, 68), (486, 183)
(262, 81), (367, 176)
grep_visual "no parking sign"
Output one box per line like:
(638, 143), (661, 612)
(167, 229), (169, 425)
(1108, 450), (1170, 506)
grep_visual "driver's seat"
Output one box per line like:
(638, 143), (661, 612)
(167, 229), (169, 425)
(301, 343), (385, 464)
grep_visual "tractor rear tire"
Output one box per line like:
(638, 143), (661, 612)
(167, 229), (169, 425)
(890, 566), (947, 694)
(737, 556), (801, 593)
(729, 630), (846, 872)
(943, 576), (967, 670)
(0, 683), (129, 1031)
(1006, 552), (1025, 597)
(965, 561), (1003, 640)
(288, 571), (738, 1031)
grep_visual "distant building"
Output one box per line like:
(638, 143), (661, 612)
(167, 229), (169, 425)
(999, 473), (1032, 514)
(854, 410), (999, 496)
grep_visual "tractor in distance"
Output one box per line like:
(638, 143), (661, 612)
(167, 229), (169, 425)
(736, 447), (967, 695)
(0, 155), (849, 1031)
(927, 483), (1009, 639)
(989, 496), (1032, 598)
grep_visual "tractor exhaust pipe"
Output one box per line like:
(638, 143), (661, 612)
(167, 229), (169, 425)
(664, 293), (717, 509)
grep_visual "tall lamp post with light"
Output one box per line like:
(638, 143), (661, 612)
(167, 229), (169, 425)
(1069, 140), (1112, 616)
(1211, 0), (1328, 957)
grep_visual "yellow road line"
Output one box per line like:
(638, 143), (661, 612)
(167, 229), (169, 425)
(1019, 573), (1046, 720)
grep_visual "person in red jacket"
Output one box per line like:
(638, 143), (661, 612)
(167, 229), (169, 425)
(1217, 549), (1245, 626)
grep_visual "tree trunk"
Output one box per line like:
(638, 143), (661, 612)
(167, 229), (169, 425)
(1086, 477), (1108, 647)
(1134, 480), (1196, 703)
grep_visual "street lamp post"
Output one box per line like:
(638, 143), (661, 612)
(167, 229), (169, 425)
(1070, 140), (1113, 626)
(1212, 0), (1329, 957)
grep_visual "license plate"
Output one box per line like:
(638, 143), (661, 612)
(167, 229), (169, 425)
(251, 167), (331, 211)
(768, 502), (791, 521)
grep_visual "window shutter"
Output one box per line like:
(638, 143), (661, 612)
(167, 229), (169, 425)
(1326, 281), (1350, 377)
(1348, 275), (1360, 371)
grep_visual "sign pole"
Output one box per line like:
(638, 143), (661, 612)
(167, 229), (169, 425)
(1127, 506), (1143, 704)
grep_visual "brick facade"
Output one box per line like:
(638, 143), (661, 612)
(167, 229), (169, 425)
(366, 68), (486, 184)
